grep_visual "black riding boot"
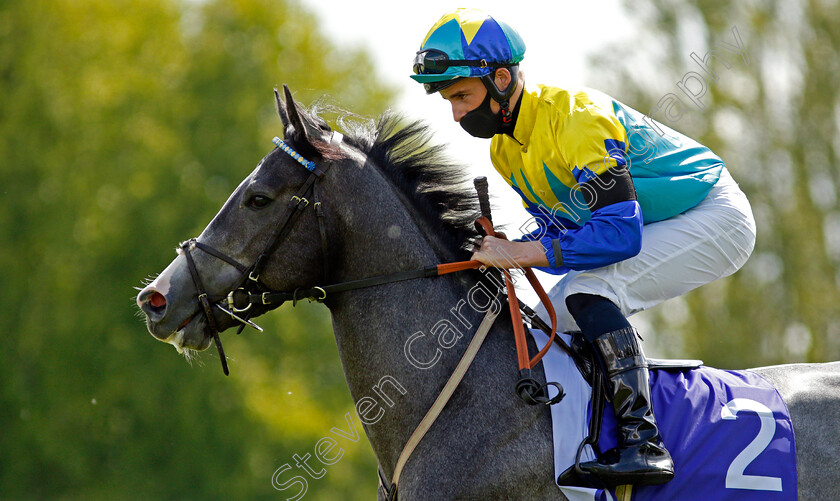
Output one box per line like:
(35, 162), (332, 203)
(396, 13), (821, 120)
(578, 327), (674, 486)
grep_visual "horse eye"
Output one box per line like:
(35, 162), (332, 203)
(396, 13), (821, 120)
(247, 195), (271, 209)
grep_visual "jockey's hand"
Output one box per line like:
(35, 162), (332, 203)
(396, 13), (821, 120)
(471, 236), (549, 269)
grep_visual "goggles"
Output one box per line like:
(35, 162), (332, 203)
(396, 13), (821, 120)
(412, 49), (503, 75)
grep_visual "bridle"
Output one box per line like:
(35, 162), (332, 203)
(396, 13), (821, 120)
(180, 131), (344, 375)
(179, 131), (484, 375)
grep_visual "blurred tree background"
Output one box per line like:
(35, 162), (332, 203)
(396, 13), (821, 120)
(2, 0), (839, 499)
(588, 0), (840, 368)
(0, 0), (391, 499)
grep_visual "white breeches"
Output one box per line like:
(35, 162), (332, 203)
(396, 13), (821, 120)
(534, 168), (756, 333)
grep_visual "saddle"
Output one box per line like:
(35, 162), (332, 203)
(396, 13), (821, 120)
(558, 329), (703, 385)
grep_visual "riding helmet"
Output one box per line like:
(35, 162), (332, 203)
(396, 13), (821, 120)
(410, 8), (526, 94)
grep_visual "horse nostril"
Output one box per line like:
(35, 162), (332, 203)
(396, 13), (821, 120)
(149, 292), (166, 311)
(138, 287), (167, 317)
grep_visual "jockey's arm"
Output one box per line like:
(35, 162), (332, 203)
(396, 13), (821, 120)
(473, 167), (642, 272)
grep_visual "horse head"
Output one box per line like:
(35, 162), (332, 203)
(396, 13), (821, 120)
(136, 86), (345, 362)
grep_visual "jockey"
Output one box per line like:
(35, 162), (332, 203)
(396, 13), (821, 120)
(410, 8), (756, 488)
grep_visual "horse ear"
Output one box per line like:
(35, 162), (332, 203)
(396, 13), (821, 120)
(282, 84), (325, 146)
(274, 88), (290, 129)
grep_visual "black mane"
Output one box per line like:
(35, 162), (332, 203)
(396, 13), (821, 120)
(336, 111), (483, 257)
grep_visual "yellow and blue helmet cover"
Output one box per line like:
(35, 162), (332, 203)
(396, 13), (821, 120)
(411, 8), (526, 85)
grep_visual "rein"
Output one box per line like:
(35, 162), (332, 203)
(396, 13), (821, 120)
(180, 132), (566, 405)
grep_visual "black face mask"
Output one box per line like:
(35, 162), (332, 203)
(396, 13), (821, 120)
(459, 91), (504, 139)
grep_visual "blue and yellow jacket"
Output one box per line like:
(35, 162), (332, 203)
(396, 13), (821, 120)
(491, 85), (724, 274)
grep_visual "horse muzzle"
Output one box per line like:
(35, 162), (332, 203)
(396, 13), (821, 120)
(136, 286), (213, 351)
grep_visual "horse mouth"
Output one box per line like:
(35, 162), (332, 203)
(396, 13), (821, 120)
(165, 311), (213, 353)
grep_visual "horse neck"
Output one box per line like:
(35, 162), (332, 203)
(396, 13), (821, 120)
(324, 161), (494, 470)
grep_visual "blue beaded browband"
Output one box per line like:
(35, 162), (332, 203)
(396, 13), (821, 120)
(272, 136), (317, 172)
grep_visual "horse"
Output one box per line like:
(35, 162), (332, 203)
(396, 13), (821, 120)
(137, 86), (840, 500)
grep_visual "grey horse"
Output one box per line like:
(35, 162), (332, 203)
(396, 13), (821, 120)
(137, 88), (840, 500)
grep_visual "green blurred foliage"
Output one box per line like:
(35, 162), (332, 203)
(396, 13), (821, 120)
(589, 0), (840, 368)
(0, 0), (392, 499)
